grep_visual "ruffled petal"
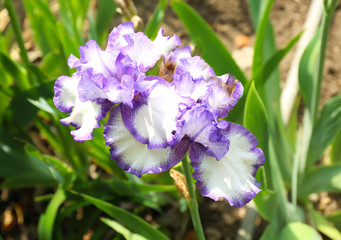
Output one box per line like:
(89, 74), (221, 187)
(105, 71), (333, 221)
(106, 21), (135, 51)
(176, 56), (215, 81)
(121, 81), (182, 149)
(176, 105), (229, 160)
(78, 70), (107, 102)
(104, 107), (190, 177)
(122, 30), (181, 72)
(53, 72), (113, 141)
(61, 99), (112, 141)
(189, 122), (265, 207)
(53, 73), (80, 113)
(173, 72), (209, 101)
(153, 28), (181, 58)
(76, 40), (119, 77)
(205, 74), (244, 118)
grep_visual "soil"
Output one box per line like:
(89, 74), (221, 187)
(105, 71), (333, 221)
(1, 0), (341, 239)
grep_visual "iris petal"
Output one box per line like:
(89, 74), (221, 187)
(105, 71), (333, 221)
(104, 107), (190, 177)
(121, 81), (182, 149)
(189, 122), (264, 207)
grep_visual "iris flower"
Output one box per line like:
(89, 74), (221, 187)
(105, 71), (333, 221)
(54, 22), (264, 207)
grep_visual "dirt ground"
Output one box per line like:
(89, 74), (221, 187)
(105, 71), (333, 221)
(1, 0), (341, 239)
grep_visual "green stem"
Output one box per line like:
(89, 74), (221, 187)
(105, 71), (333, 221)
(182, 156), (205, 240)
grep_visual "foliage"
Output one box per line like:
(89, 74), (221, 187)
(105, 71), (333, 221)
(0, 0), (340, 239)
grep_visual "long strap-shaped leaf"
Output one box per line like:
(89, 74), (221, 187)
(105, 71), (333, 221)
(170, 0), (247, 84)
(38, 188), (67, 240)
(74, 191), (170, 240)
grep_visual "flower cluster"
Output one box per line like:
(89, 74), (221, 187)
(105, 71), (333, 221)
(53, 22), (264, 207)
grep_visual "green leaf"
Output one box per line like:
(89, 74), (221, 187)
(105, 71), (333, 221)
(260, 219), (282, 240)
(144, 0), (167, 40)
(170, 0), (247, 83)
(101, 217), (148, 240)
(0, 129), (59, 189)
(0, 52), (30, 90)
(7, 81), (54, 129)
(105, 179), (176, 195)
(286, 97), (300, 150)
(58, 0), (90, 44)
(298, 29), (321, 115)
(308, 205), (341, 240)
(0, 92), (11, 125)
(253, 189), (277, 221)
(23, 0), (60, 54)
(96, 0), (116, 44)
(57, 22), (80, 61)
(88, 8), (99, 42)
(331, 128), (341, 163)
(40, 52), (66, 77)
(38, 188), (67, 240)
(243, 82), (268, 150)
(328, 211), (341, 232)
(243, 82), (269, 188)
(251, 0), (274, 78)
(279, 222), (320, 240)
(253, 32), (302, 86)
(299, 165), (341, 198)
(75, 192), (170, 240)
(307, 95), (341, 167)
(28, 97), (57, 115)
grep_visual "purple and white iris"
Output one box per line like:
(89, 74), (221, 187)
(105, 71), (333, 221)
(53, 22), (264, 207)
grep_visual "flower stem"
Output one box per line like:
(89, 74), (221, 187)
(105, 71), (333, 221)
(181, 156), (205, 240)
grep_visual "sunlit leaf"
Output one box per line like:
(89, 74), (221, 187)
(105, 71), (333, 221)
(331, 128), (341, 164)
(144, 0), (167, 40)
(38, 188), (67, 240)
(308, 205), (341, 240)
(96, 0), (116, 44)
(299, 165), (341, 198)
(279, 222), (320, 240)
(253, 32), (302, 87)
(101, 217), (148, 240)
(298, 29), (321, 115)
(170, 0), (247, 83)
(251, 0), (274, 78)
(307, 95), (341, 167)
(0, 52), (29, 90)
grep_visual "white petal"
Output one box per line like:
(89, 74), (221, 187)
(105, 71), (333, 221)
(61, 100), (102, 141)
(121, 82), (182, 148)
(190, 123), (264, 207)
(104, 107), (190, 177)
